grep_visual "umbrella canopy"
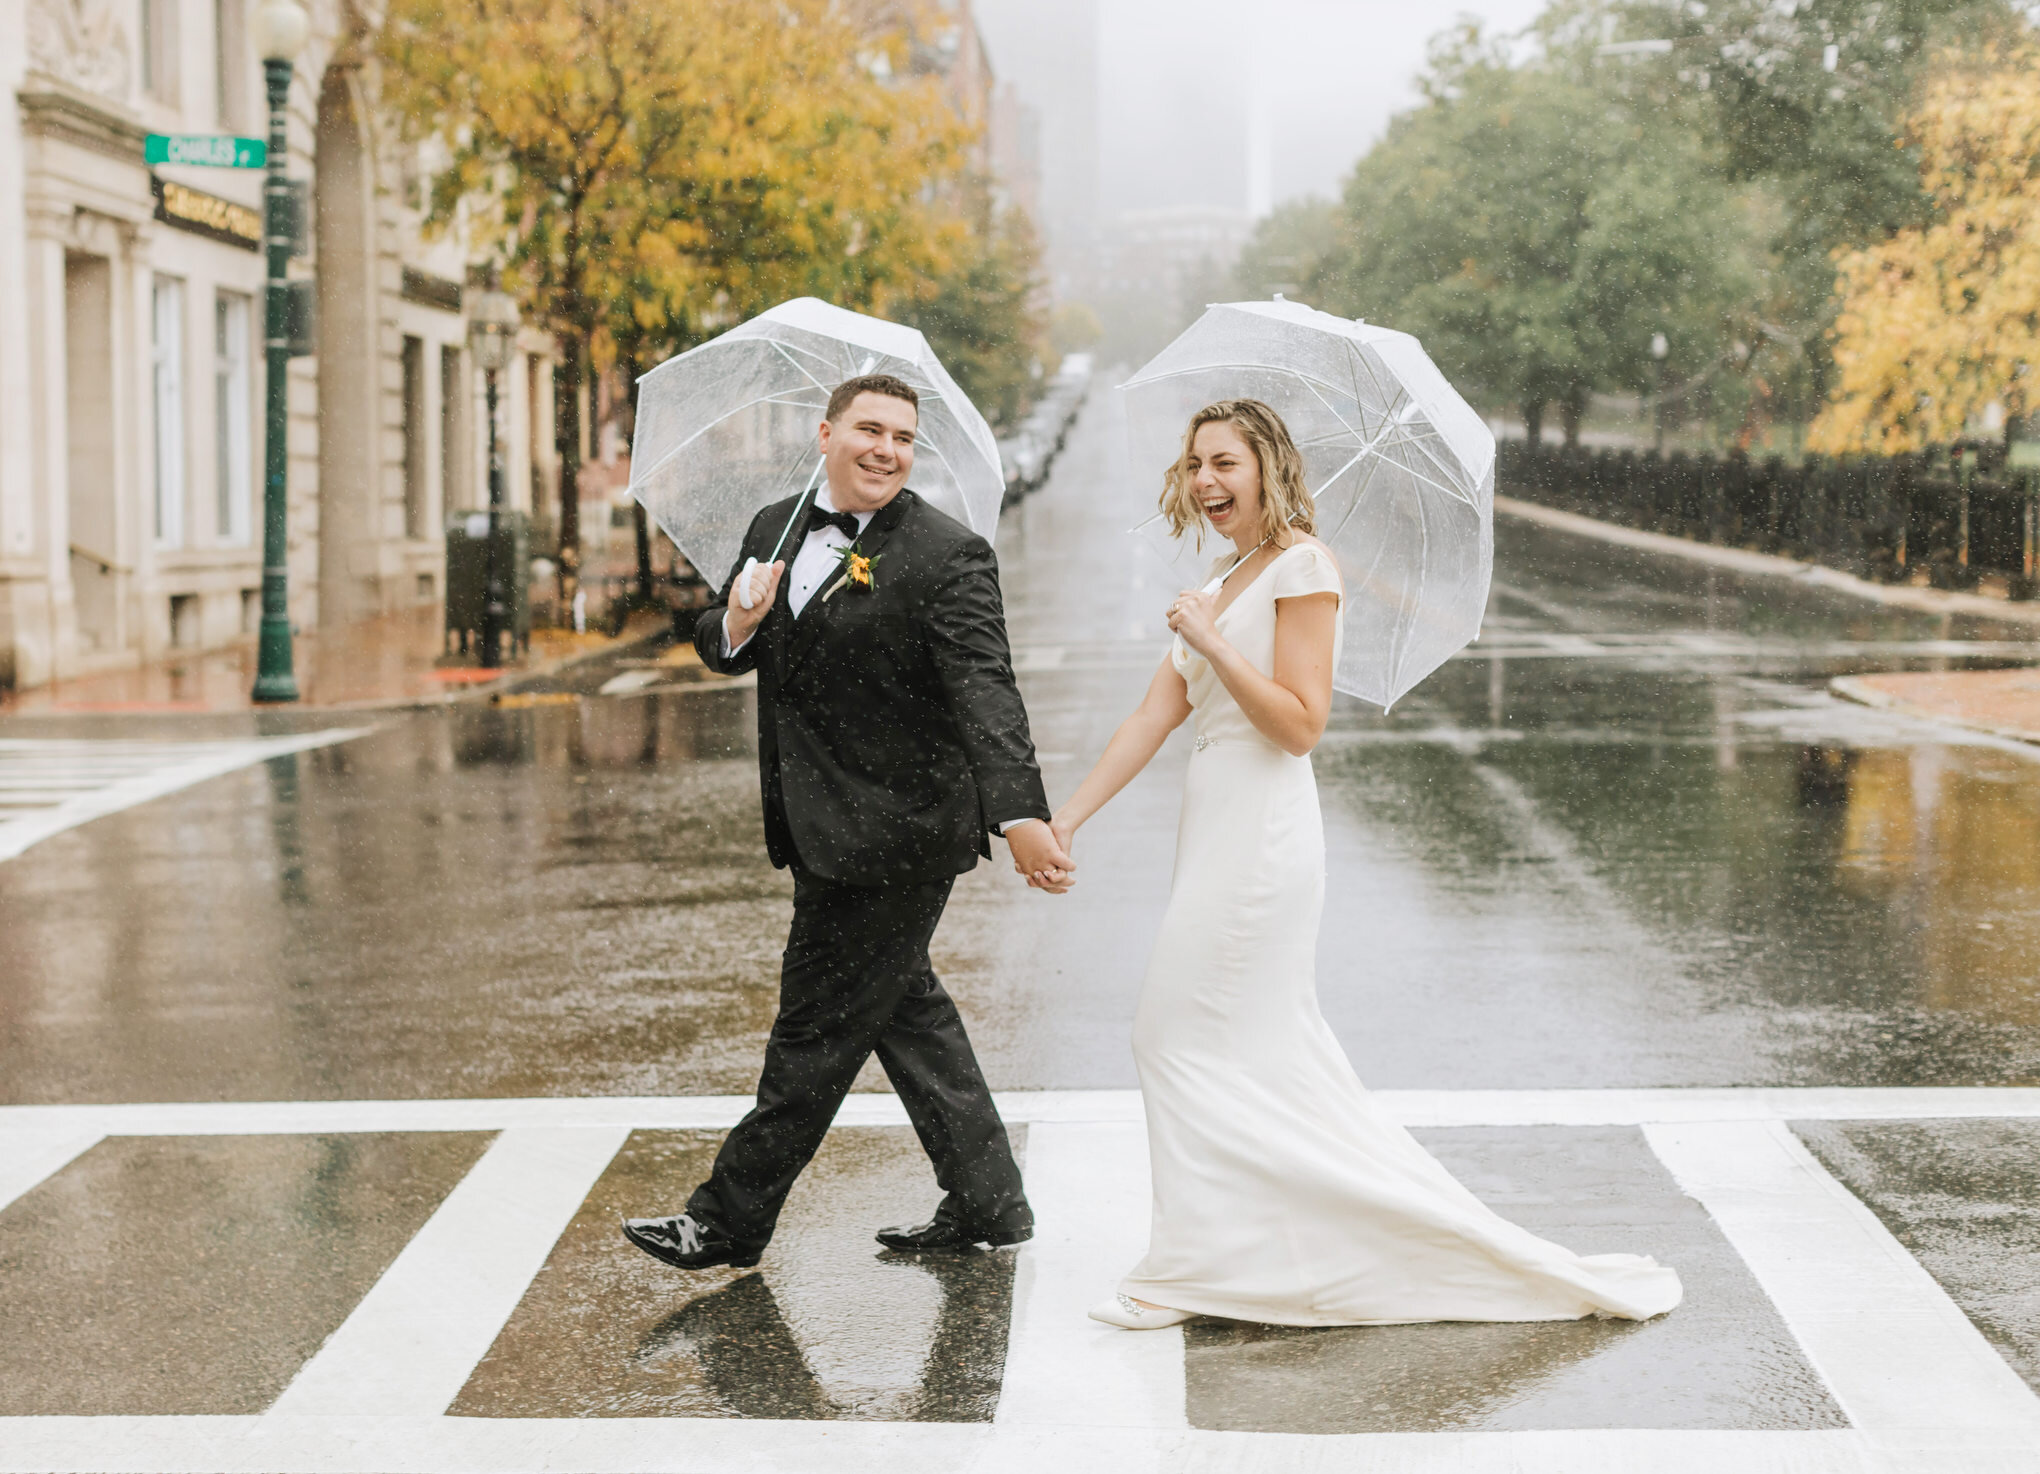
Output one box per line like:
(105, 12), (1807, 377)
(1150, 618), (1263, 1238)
(629, 298), (1005, 591)
(1122, 299), (1495, 709)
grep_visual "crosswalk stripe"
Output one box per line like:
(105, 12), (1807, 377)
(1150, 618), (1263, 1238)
(0, 1133), (103, 1216)
(996, 1121), (1186, 1431)
(0, 730), (372, 863)
(269, 1127), (630, 1418)
(1645, 1120), (2040, 1441)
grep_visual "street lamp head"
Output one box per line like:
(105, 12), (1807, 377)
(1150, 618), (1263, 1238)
(251, 0), (311, 62)
(468, 286), (520, 373)
(1650, 332), (1669, 361)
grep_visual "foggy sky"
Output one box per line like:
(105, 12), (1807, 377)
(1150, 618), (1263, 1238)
(976, 0), (1550, 228)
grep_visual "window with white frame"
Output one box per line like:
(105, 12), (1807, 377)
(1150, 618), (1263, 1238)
(215, 291), (252, 543)
(153, 278), (186, 548)
(141, 0), (181, 104)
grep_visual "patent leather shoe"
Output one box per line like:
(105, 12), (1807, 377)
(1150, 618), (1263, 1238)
(875, 1212), (1032, 1251)
(621, 1212), (761, 1270)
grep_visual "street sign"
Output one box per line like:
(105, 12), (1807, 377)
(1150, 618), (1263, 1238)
(2008, 441), (2040, 471)
(145, 134), (266, 168)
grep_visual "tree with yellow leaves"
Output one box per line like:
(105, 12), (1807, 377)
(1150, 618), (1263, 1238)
(1811, 43), (2040, 454)
(378, 0), (972, 583)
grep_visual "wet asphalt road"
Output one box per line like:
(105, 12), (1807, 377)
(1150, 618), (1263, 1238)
(7, 392), (2040, 1440)
(4, 395), (2040, 1103)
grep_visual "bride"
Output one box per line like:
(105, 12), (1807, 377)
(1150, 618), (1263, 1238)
(1029, 399), (1683, 1331)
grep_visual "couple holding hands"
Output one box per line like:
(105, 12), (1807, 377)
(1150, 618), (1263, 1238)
(622, 373), (1681, 1333)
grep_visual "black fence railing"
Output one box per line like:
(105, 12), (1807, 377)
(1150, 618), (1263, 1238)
(1500, 441), (2040, 599)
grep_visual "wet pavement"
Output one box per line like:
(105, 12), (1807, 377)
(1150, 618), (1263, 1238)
(0, 1130), (488, 1413)
(4, 389), (2040, 1467)
(453, 1126), (1016, 1421)
(1184, 1125), (1841, 1433)
(3, 394), (2039, 1103)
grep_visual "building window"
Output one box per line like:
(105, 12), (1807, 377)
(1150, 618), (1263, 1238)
(153, 277), (186, 548)
(141, 0), (181, 104)
(215, 291), (252, 543)
(402, 335), (426, 538)
(214, 0), (246, 129)
(440, 344), (466, 512)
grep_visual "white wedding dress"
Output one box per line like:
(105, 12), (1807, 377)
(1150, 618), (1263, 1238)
(1119, 540), (1682, 1326)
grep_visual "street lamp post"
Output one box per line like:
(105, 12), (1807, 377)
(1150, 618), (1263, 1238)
(250, 0), (309, 703)
(1650, 331), (1670, 453)
(467, 284), (519, 668)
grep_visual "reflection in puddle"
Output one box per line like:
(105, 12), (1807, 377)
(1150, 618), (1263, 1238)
(1837, 747), (2040, 1027)
(453, 1129), (1015, 1421)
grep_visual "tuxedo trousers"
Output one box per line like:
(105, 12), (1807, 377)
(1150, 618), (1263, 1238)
(687, 869), (1031, 1249)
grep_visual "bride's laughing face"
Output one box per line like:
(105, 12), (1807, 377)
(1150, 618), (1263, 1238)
(1186, 421), (1263, 542)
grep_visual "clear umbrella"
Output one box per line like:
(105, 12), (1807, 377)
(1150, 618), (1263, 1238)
(1122, 298), (1495, 710)
(629, 297), (1005, 599)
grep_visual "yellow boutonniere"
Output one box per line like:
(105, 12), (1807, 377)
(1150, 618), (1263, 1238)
(822, 540), (884, 603)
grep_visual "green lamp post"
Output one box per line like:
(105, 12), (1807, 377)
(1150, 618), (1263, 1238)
(250, 0), (309, 703)
(466, 283), (520, 668)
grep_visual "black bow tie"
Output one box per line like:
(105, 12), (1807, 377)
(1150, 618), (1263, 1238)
(809, 508), (861, 540)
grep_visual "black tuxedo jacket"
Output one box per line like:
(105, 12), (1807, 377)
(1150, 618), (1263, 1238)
(694, 488), (1050, 886)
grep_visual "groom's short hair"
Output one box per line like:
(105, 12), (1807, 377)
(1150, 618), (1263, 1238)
(826, 373), (919, 423)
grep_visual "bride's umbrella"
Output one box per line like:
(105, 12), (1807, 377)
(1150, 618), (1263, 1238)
(629, 297), (1005, 597)
(1122, 299), (1494, 710)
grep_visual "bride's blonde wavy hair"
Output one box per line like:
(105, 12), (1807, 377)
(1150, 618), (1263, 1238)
(1158, 399), (1315, 550)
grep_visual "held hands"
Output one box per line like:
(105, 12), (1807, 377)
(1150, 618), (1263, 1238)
(1005, 818), (1076, 895)
(727, 559), (785, 646)
(1167, 588), (1223, 658)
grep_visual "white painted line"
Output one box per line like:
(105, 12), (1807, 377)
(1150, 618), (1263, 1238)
(0, 1131), (102, 1213)
(0, 1416), (1894, 1473)
(268, 1126), (628, 1417)
(4, 1087), (2040, 1139)
(0, 729), (373, 862)
(1646, 1119), (2040, 1443)
(998, 1120), (1186, 1430)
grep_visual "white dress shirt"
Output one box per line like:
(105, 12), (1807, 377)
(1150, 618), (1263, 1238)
(721, 486), (1042, 840)
(723, 486), (868, 658)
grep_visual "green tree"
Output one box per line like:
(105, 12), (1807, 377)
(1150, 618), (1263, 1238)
(1593, 0), (2019, 421)
(1232, 198), (1340, 302)
(893, 183), (1049, 428)
(1304, 31), (1757, 443)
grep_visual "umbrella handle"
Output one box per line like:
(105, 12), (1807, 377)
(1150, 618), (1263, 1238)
(764, 458), (828, 567)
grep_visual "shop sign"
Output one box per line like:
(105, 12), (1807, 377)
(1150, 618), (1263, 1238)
(152, 175), (262, 252)
(146, 134), (266, 168)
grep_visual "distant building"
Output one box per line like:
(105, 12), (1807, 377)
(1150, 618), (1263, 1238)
(1081, 206), (1253, 362)
(989, 81), (1041, 221)
(0, 0), (554, 692)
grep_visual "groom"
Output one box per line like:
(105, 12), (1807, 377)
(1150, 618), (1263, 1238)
(623, 373), (1074, 1271)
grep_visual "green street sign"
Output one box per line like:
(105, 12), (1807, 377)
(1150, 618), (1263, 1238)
(145, 134), (266, 168)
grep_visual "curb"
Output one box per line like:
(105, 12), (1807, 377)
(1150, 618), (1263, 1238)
(1496, 496), (2040, 629)
(1829, 674), (2040, 750)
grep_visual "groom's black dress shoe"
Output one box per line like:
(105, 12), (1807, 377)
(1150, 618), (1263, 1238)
(621, 1212), (762, 1270)
(875, 1214), (1033, 1251)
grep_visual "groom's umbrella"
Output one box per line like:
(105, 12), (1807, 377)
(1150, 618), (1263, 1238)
(1122, 299), (1495, 710)
(629, 297), (1005, 595)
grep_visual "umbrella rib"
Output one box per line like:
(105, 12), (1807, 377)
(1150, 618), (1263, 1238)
(769, 339), (835, 394)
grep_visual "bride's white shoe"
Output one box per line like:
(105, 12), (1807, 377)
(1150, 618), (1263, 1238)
(1088, 1292), (1194, 1330)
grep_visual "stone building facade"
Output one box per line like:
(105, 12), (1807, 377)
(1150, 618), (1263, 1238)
(0, 0), (555, 692)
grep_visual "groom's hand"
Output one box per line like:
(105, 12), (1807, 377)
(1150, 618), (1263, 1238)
(1004, 819), (1075, 894)
(725, 560), (785, 649)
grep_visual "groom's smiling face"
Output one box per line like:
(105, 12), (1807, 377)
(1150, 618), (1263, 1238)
(818, 392), (918, 514)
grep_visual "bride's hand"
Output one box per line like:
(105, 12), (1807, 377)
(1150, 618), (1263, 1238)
(1167, 589), (1222, 657)
(1025, 814), (1078, 892)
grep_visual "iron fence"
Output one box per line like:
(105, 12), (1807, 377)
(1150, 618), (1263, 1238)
(1499, 441), (2040, 599)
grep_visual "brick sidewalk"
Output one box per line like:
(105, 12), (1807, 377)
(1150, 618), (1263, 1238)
(1832, 668), (2040, 745)
(0, 607), (664, 716)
